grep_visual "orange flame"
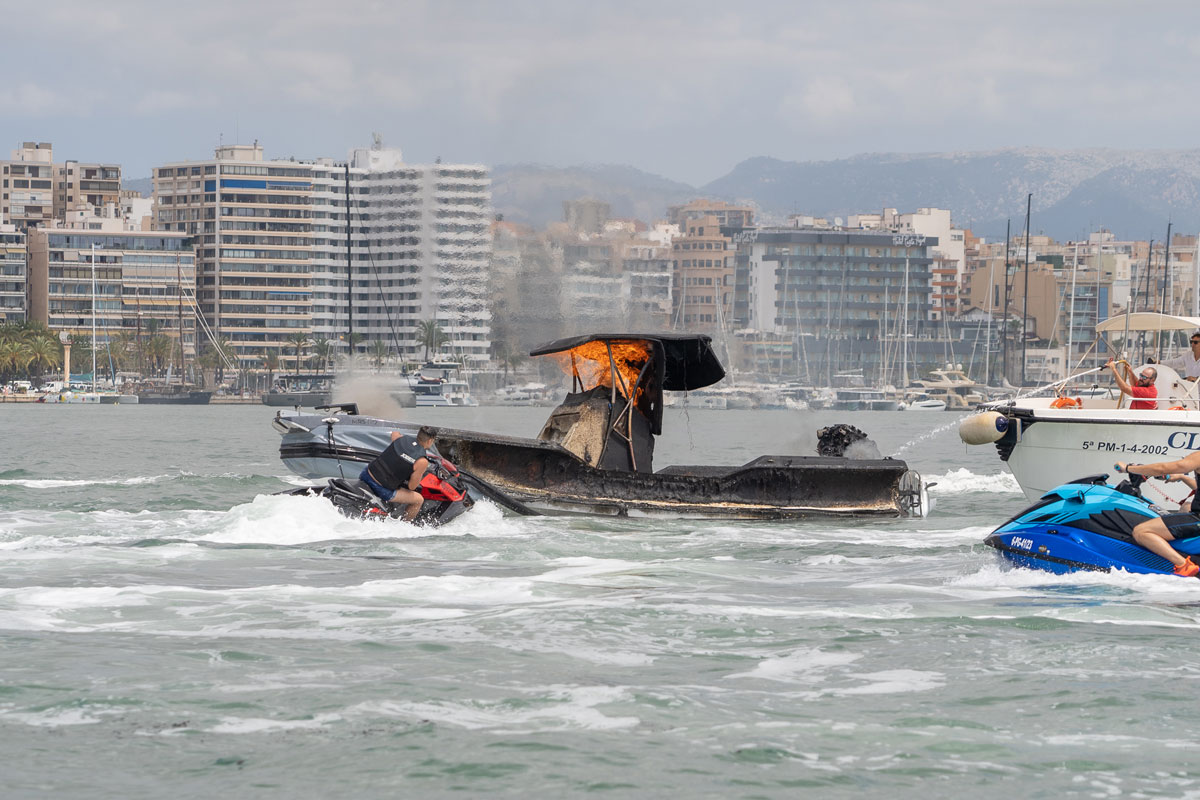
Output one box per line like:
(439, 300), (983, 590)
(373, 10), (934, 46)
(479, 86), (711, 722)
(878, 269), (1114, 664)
(549, 340), (652, 400)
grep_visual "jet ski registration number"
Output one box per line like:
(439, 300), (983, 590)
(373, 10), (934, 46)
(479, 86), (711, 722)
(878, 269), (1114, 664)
(1080, 441), (1170, 455)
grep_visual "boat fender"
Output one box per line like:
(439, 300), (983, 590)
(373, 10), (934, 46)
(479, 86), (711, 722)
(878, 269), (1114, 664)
(958, 411), (1009, 445)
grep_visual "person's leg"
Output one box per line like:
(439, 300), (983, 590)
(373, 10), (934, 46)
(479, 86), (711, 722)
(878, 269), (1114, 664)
(1132, 518), (1187, 567)
(390, 487), (424, 522)
(359, 469), (395, 502)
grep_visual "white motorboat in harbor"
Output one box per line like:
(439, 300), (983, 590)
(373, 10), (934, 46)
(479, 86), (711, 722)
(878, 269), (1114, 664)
(902, 394), (947, 411)
(959, 313), (1200, 505)
(831, 388), (900, 411)
(410, 361), (478, 407)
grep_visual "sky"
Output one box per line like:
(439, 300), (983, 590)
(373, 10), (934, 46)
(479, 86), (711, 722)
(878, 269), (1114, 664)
(3, 0), (1200, 185)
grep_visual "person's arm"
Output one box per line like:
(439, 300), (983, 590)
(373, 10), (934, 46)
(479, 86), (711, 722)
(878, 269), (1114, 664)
(390, 431), (403, 442)
(1117, 451), (1200, 477)
(1164, 474), (1199, 490)
(407, 457), (429, 491)
(1108, 361), (1133, 394)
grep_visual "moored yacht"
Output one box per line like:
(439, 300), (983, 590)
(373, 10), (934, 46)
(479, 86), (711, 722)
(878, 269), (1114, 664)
(910, 365), (985, 410)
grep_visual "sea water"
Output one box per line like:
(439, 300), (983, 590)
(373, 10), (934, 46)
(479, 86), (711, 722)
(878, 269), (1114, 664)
(2, 405), (1200, 799)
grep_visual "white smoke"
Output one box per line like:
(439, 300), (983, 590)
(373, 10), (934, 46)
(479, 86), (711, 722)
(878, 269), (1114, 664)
(331, 363), (410, 420)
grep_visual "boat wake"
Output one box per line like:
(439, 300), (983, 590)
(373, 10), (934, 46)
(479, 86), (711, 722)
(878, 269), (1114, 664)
(926, 468), (1020, 495)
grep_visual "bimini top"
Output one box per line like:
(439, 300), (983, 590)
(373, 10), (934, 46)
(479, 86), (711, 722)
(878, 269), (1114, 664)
(1096, 312), (1200, 334)
(529, 333), (725, 391)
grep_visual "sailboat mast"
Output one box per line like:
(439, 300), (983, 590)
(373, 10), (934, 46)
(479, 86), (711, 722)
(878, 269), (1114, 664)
(1066, 242), (1078, 378)
(902, 253), (910, 388)
(1001, 219), (1011, 384)
(91, 243), (97, 392)
(345, 162), (354, 356)
(1194, 232), (1199, 317)
(1159, 222), (1172, 360)
(177, 252), (186, 384)
(1021, 193), (1031, 387)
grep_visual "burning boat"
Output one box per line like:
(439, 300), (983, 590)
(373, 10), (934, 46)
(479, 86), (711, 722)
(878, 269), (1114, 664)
(273, 333), (925, 519)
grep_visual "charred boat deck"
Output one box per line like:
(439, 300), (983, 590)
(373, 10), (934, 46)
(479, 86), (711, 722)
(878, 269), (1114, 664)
(274, 333), (924, 519)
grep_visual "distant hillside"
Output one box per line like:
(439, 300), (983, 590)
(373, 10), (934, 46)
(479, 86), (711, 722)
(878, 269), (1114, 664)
(491, 149), (1200, 240)
(489, 163), (696, 227)
(123, 176), (153, 197)
(700, 149), (1200, 240)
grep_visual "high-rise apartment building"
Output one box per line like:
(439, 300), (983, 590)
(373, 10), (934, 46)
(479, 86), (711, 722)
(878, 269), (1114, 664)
(309, 143), (492, 364)
(0, 225), (26, 322)
(154, 141), (493, 367)
(152, 144), (313, 367)
(1, 142), (56, 230)
(735, 226), (935, 380)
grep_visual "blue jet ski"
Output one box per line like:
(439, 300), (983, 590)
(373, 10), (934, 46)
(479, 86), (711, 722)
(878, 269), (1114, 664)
(985, 473), (1200, 576)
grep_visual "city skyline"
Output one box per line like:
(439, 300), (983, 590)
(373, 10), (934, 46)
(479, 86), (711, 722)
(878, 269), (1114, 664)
(4, 1), (1199, 185)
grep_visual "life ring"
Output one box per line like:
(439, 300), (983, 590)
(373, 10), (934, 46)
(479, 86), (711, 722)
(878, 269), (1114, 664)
(1170, 405), (1186, 411)
(1050, 396), (1082, 409)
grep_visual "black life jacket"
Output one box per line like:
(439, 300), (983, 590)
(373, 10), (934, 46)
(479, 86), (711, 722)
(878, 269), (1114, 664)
(367, 436), (428, 491)
(1191, 470), (1200, 514)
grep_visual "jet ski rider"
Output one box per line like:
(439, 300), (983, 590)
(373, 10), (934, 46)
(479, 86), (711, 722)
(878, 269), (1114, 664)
(360, 426), (436, 522)
(1115, 454), (1200, 577)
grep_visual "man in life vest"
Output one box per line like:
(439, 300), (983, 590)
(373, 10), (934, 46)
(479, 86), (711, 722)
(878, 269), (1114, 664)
(359, 426), (437, 521)
(1106, 360), (1157, 409)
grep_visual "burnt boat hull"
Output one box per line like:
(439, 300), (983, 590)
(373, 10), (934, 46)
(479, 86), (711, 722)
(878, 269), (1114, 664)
(274, 411), (919, 519)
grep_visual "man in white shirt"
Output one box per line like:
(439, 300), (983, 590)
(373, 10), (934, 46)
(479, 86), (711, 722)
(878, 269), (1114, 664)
(1162, 331), (1200, 380)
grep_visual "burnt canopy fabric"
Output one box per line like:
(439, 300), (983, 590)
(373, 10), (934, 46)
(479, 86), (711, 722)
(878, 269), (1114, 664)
(529, 333), (725, 392)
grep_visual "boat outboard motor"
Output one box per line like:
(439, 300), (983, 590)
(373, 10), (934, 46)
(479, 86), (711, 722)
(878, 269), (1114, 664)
(281, 453), (474, 526)
(984, 472), (1200, 576)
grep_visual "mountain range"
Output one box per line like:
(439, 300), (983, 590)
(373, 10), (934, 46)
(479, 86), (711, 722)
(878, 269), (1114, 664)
(492, 148), (1200, 241)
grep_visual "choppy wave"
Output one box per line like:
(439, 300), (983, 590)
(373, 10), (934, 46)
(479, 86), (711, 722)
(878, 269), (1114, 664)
(927, 468), (1021, 495)
(0, 471), (278, 490)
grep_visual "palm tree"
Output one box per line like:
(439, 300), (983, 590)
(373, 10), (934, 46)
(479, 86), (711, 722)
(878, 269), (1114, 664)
(0, 337), (22, 380)
(68, 334), (93, 378)
(310, 338), (333, 374)
(370, 340), (389, 369)
(199, 337), (235, 386)
(106, 331), (138, 373)
(262, 350), (280, 388)
(287, 333), (309, 375)
(417, 320), (448, 362)
(23, 335), (62, 377)
(143, 334), (174, 377)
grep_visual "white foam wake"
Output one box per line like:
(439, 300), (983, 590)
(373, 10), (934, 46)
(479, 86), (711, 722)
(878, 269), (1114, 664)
(0, 475), (174, 489)
(927, 468), (1021, 495)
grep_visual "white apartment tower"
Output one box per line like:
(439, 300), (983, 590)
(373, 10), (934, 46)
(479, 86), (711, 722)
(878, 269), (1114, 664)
(309, 142), (492, 364)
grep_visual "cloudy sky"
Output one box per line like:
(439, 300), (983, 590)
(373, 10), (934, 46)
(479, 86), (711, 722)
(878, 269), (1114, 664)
(2, 0), (1198, 184)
